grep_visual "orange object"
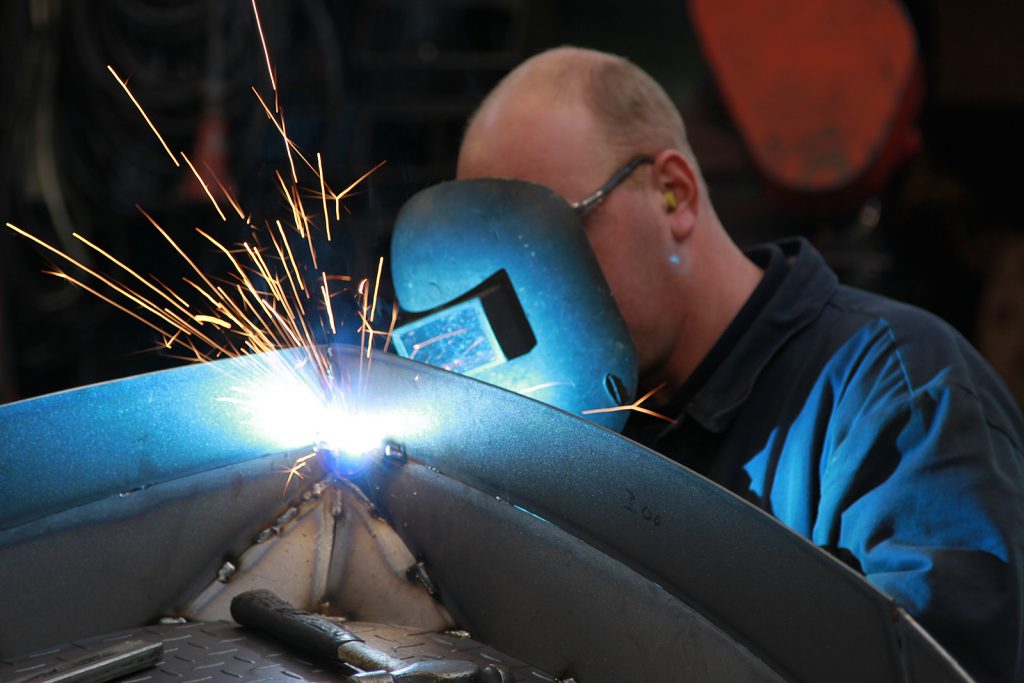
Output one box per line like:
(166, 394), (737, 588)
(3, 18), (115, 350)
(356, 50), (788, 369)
(182, 106), (236, 206)
(690, 0), (923, 205)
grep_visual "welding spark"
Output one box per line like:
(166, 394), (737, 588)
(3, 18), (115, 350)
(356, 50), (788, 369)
(321, 272), (336, 335)
(327, 161), (388, 220)
(367, 256), (383, 324)
(205, 162), (248, 222)
(278, 450), (317, 494)
(194, 314), (232, 329)
(180, 152), (228, 221)
(107, 65), (179, 167)
(581, 382), (677, 424)
(317, 153), (331, 241)
(383, 302), (399, 354)
(5, 1), (394, 496)
(251, 0), (278, 100)
(220, 356), (425, 479)
(448, 337), (484, 371)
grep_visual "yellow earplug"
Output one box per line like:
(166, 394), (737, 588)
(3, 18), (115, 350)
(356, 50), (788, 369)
(663, 191), (677, 211)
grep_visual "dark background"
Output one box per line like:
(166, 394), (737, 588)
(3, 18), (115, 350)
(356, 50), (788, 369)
(1, 0), (1022, 406)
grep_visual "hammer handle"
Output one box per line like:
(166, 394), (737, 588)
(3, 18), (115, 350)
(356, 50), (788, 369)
(231, 589), (401, 671)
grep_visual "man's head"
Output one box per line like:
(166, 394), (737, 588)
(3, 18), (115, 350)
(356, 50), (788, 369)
(458, 47), (747, 388)
(459, 47), (702, 183)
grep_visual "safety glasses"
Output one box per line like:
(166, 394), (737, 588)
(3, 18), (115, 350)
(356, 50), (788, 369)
(571, 155), (654, 217)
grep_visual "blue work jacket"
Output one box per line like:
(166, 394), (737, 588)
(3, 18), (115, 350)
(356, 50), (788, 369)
(630, 237), (1024, 683)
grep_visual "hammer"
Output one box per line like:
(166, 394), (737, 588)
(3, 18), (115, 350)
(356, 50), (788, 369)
(231, 590), (511, 682)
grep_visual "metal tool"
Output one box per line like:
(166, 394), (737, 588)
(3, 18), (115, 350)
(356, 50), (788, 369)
(230, 590), (511, 682)
(8, 640), (162, 683)
(345, 660), (501, 682)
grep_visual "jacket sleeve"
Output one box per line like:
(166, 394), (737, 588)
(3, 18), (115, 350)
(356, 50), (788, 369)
(817, 343), (1024, 683)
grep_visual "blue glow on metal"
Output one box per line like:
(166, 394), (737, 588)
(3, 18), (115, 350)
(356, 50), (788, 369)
(512, 503), (553, 525)
(227, 357), (381, 456)
(0, 346), (428, 531)
(0, 354), (292, 531)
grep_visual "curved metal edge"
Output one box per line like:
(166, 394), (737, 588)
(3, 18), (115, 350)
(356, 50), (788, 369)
(0, 350), (314, 531)
(895, 610), (975, 683)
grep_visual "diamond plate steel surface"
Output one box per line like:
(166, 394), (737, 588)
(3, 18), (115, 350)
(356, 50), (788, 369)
(0, 621), (558, 683)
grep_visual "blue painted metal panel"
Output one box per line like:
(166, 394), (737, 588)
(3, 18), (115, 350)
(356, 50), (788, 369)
(0, 352), (306, 530)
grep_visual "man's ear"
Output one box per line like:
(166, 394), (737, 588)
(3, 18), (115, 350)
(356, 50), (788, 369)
(653, 149), (700, 241)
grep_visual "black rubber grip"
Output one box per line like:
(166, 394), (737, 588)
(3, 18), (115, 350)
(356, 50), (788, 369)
(230, 589), (363, 662)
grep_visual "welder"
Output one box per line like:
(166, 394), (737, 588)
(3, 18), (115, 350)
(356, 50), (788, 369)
(453, 47), (1024, 682)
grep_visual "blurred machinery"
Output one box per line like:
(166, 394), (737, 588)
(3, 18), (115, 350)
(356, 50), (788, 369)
(690, 0), (923, 209)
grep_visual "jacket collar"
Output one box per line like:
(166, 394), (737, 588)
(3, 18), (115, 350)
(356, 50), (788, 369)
(681, 237), (838, 433)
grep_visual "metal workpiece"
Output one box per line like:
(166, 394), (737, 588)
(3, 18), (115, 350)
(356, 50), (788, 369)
(0, 450), (322, 659)
(215, 560), (238, 583)
(184, 475), (451, 631)
(409, 561), (440, 596)
(366, 461), (786, 683)
(322, 485), (455, 631)
(0, 352), (323, 532)
(185, 477), (338, 621)
(0, 345), (973, 681)
(349, 348), (971, 683)
(382, 441), (408, 465)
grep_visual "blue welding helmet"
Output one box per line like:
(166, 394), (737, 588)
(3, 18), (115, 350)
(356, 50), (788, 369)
(389, 178), (638, 432)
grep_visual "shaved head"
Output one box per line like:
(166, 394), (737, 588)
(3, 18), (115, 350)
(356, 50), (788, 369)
(463, 46), (701, 176)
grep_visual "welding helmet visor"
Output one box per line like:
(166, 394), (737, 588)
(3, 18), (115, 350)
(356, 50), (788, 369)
(389, 178), (637, 432)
